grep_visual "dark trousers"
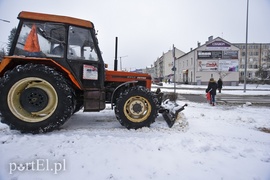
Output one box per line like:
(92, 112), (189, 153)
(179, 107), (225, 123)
(211, 94), (216, 103)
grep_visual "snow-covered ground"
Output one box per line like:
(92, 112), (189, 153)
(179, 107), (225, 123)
(0, 84), (270, 180)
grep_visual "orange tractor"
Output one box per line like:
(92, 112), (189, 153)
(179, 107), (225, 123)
(0, 11), (186, 133)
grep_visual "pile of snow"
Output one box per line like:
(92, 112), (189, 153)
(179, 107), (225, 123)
(0, 100), (269, 180)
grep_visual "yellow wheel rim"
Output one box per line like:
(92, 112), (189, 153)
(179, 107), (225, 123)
(123, 96), (152, 123)
(7, 77), (58, 123)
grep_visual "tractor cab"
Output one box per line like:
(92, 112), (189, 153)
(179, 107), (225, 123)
(10, 11), (105, 91)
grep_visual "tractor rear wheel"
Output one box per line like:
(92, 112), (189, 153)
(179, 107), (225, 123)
(115, 86), (158, 129)
(0, 63), (75, 133)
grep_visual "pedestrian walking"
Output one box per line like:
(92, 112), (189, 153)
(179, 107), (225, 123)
(217, 78), (223, 93)
(206, 78), (218, 106)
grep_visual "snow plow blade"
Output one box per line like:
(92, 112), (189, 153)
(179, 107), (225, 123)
(160, 100), (188, 128)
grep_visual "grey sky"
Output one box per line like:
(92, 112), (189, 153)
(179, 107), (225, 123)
(0, 0), (269, 70)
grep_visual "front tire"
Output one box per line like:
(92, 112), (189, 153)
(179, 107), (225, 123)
(0, 64), (75, 133)
(115, 86), (158, 129)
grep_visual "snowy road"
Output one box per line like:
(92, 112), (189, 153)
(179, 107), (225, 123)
(0, 101), (270, 180)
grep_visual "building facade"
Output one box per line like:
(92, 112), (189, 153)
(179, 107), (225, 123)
(153, 48), (185, 82)
(150, 38), (269, 85)
(176, 37), (240, 85)
(232, 43), (270, 81)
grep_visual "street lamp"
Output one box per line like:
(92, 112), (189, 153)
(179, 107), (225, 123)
(244, 0), (249, 92)
(0, 19), (10, 23)
(119, 55), (128, 71)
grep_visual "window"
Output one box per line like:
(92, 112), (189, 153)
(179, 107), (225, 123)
(68, 26), (98, 61)
(14, 22), (66, 57)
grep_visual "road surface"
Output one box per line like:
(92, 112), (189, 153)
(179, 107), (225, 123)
(178, 94), (270, 106)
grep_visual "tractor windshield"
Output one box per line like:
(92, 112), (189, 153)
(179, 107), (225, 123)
(68, 26), (98, 61)
(14, 22), (66, 58)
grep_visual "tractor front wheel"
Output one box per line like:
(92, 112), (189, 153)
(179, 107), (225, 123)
(115, 86), (158, 129)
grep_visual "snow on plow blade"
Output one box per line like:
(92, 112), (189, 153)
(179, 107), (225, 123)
(160, 99), (188, 128)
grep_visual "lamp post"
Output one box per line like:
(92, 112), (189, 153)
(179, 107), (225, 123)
(244, 0), (249, 92)
(119, 55), (128, 71)
(0, 19), (10, 23)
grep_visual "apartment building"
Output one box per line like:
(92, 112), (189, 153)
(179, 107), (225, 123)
(232, 43), (270, 81)
(176, 37), (240, 85)
(153, 48), (185, 82)
(150, 37), (269, 85)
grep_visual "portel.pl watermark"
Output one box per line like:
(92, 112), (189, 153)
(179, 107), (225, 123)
(9, 158), (66, 175)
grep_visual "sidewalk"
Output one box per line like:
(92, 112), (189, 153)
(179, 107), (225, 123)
(152, 83), (270, 96)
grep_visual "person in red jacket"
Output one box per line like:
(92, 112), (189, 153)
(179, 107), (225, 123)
(206, 78), (218, 106)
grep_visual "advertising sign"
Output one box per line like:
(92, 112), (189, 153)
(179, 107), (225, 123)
(223, 51), (238, 59)
(206, 40), (231, 50)
(198, 51), (227, 59)
(198, 60), (218, 71)
(218, 60), (239, 72)
(198, 51), (212, 59)
(83, 64), (98, 80)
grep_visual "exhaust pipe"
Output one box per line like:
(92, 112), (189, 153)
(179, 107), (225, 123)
(114, 37), (118, 71)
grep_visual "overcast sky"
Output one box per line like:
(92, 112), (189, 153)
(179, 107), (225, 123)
(0, 0), (269, 70)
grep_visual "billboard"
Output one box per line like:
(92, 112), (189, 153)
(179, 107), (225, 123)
(206, 40), (231, 50)
(218, 60), (239, 72)
(198, 60), (218, 71)
(197, 51), (222, 59)
(198, 50), (238, 59)
(197, 60), (238, 72)
(222, 51), (238, 59)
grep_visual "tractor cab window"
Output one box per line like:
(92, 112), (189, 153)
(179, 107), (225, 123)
(68, 26), (98, 61)
(14, 22), (66, 58)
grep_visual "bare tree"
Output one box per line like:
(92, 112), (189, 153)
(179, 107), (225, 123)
(7, 27), (17, 54)
(0, 48), (5, 61)
(218, 71), (230, 79)
(255, 49), (270, 86)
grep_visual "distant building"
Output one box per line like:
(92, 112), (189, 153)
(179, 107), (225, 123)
(151, 38), (269, 85)
(232, 43), (270, 81)
(153, 48), (185, 82)
(144, 65), (155, 79)
(130, 68), (143, 73)
(176, 37), (240, 86)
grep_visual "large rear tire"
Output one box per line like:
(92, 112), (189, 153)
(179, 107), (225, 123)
(115, 86), (158, 129)
(0, 64), (75, 133)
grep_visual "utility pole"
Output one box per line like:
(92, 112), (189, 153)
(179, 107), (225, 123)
(244, 0), (249, 92)
(172, 44), (177, 97)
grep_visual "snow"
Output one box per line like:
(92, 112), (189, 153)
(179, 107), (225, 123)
(152, 83), (270, 96)
(0, 84), (270, 180)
